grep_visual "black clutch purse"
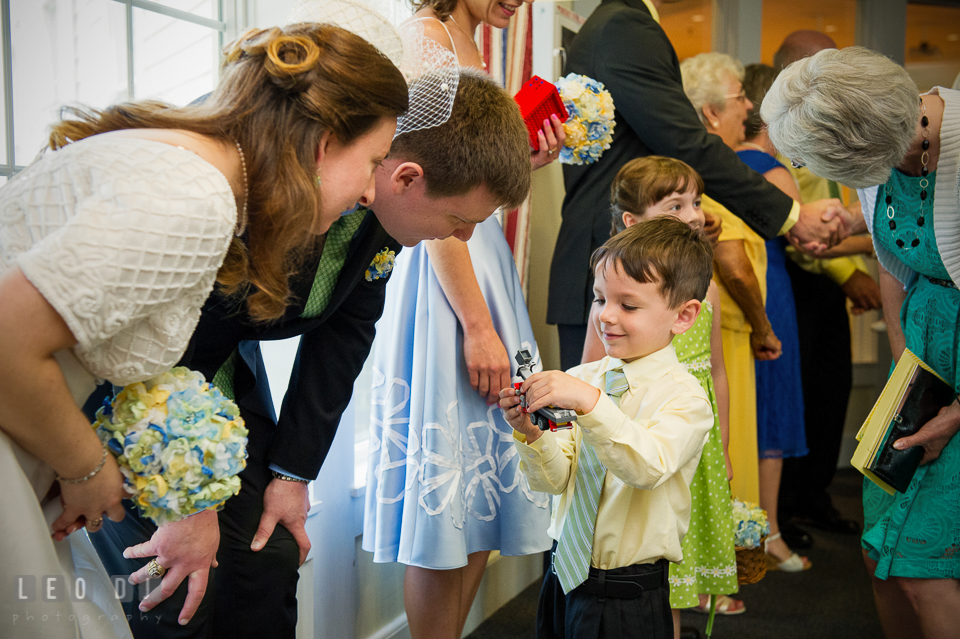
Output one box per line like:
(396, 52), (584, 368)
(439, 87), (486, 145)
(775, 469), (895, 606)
(867, 366), (955, 493)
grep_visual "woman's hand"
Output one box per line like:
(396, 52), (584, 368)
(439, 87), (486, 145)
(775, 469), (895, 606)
(750, 324), (782, 361)
(125, 510), (220, 626)
(51, 451), (127, 540)
(530, 114), (566, 171)
(893, 400), (960, 465)
(464, 325), (513, 405)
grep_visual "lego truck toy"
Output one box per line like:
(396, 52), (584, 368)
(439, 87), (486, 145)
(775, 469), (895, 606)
(512, 349), (577, 432)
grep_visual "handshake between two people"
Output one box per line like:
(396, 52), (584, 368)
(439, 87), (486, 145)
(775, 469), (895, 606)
(789, 198), (866, 254)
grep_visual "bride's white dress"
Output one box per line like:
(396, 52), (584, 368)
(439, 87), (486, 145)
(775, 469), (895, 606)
(0, 136), (236, 638)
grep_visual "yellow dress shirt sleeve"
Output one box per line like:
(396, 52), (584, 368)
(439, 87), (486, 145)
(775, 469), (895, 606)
(778, 201), (801, 235)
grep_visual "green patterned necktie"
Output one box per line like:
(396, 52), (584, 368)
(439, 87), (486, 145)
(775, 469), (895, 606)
(552, 367), (629, 593)
(302, 207), (368, 318)
(211, 208), (368, 398)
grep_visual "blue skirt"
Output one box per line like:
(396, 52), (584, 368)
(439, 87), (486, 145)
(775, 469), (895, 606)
(362, 216), (552, 569)
(755, 238), (808, 459)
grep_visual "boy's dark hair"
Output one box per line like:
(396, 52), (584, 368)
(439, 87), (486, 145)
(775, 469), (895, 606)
(610, 156), (705, 236)
(591, 217), (713, 308)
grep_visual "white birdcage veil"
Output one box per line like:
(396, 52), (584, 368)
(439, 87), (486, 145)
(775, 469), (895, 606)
(287, 0), (404, 67)
(287, 1), (459, 137)
(394, 18), (459, 136)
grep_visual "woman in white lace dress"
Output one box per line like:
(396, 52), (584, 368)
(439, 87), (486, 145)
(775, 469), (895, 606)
(0, 24), (407, 639)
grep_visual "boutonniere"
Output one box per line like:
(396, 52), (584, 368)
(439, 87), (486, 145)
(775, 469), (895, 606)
(365, 248), (396, 281)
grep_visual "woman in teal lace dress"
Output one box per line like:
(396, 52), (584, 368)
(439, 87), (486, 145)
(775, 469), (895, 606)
(763, 46), (960, 638)
(584, 157), (741, 636)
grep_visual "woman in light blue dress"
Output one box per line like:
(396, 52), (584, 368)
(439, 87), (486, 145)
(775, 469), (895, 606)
(362, 3), (565, 639)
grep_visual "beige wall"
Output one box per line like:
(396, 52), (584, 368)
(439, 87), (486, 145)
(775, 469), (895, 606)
(527, 163), (567, 372)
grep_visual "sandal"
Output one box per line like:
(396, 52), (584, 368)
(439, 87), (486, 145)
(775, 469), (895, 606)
(690, 594), (746, 616)
(764, 532), (812, 572)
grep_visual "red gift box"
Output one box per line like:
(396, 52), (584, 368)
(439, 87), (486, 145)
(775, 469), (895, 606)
(514, 76), (569, 151)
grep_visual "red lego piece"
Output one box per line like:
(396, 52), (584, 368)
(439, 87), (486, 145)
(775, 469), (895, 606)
(513, 76), (569, 151)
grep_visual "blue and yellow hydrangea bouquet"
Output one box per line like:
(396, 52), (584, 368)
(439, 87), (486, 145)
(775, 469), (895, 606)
(555, 73), (616, 165)
(731, 499), (770, 549)
(93, 368), (248, 526)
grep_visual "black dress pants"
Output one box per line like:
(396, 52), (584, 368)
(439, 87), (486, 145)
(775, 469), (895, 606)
(537, 560), (672, 639)
(90, 409), (300, 639)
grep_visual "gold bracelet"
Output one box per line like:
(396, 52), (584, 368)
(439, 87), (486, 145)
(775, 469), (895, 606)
(56, 447), (108, 484)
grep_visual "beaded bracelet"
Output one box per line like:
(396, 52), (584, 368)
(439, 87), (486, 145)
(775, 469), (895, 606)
(56, 447), (108, 484)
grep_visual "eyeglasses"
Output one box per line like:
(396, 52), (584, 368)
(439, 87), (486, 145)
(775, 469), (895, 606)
(790, 158), (806, 169)
(724, 90), (747, 103)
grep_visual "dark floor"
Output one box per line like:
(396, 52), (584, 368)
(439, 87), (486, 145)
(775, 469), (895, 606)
(467, 468), (883, 639)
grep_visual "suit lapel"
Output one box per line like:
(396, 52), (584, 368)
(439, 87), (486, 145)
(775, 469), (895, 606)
(316, 211), (392, 322)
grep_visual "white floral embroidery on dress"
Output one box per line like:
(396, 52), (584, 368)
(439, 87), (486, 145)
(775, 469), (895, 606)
(419, 401), (466, 529)
(370, 370), (419, 504)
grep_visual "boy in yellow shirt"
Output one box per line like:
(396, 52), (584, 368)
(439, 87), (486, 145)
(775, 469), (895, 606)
(500, 217), (715, 639)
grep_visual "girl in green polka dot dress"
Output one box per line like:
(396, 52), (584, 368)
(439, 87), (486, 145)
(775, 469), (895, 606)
(583, 157), (742, 635)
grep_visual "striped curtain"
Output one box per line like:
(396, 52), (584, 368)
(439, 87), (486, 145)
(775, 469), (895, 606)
(476, 4), (535, 294)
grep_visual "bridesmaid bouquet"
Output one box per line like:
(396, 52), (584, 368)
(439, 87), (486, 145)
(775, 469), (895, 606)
(554, 73), (616, 165)
(92, 368), (248, 526)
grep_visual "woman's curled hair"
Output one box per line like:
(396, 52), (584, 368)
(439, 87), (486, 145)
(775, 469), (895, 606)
(49, 23), (409, 323)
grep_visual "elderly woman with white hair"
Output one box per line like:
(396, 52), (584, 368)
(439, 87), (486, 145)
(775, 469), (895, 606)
(764, 46), (960, 638)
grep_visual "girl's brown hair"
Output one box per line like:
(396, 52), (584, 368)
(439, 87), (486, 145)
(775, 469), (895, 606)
(609, 156), (705, 236)
(48, 23), (408, 323)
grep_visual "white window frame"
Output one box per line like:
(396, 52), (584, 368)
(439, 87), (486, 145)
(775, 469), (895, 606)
(0, 0), (233, 180)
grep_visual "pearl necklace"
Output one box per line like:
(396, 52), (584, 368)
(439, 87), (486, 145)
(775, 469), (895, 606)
(884, 97), (930, 250)
(234, 140), (248, 237)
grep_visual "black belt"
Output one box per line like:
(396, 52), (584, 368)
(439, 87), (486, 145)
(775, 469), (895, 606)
(562, 561), (667, 598)
(926, 276), (957, 289)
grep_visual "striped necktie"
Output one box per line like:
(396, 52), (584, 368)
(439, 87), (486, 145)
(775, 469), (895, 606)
(553, 367), (629, 593)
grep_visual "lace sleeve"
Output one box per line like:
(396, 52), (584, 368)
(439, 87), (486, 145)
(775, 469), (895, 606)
(13, 142), (237, 384)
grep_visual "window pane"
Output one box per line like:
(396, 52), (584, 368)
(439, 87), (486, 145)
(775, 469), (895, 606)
(0, 20), (6, 166)
(761, 0), (857, 68)
(133, 8), (219, 106)
(659, 0), (712, 61)
(11, 0), (127, 165)
(906, 4), (960, 93)
(140, 0), (218, 21)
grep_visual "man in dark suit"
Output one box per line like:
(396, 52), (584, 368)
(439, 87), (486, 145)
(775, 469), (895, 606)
(548, 0), (854, 370)
(89, 70), (532, 638)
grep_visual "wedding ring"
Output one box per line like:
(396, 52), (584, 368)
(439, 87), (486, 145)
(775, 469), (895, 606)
(547, 149), (555, 155)
(88, 518), (102, 527)
(146, 559), (166, 579)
